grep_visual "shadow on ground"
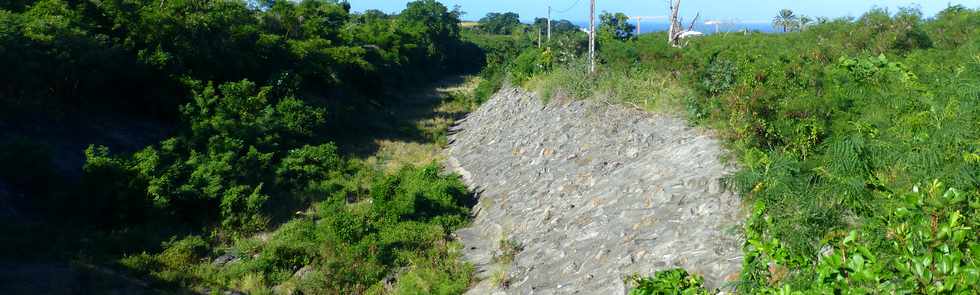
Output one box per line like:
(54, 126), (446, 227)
(331, 75), (472, 159)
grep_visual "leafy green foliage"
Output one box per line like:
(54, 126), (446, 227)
(478, 12), (522, 35)
(82, 78), (332, 233)
(521, 5), (980, 294)
(699, 55), (737, 95)
(4, 0), (496, 293)
(510, 48), (554, 84)
(765, 182), (980, 293)
(79, 145), (153, 226)
(0, 0), (478, 118)
(123, 163), (473, 294)
(533, 18), (579, 35)
(772, 9), (800, 32)
(628, 269), (713, 295)
(461, 14), (586, 103)
(599, 11), (635, 42)
(2, 0), (484, 235)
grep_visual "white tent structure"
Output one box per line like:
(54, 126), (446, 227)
(678, 31), (704, 39)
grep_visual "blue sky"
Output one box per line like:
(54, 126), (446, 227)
(349, 0), (980, 23)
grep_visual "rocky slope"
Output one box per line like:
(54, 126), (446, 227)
(447, 88), (744, 294)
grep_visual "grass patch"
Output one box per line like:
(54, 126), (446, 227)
(527, 58), (692, 114)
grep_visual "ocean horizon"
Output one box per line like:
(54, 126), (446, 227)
(571, 21), (778, 34)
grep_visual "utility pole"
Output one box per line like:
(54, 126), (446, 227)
(538, 27), (542, 48)
(547, 6), (552, 42)
(636, 17), (641, 36)
(589, 0), (595, 73)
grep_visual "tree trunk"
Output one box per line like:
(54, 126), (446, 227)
(668, 0), (682, 47)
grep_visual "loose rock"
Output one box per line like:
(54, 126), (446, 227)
(447, 88), (744, 294)
(211, 254), (238, 267)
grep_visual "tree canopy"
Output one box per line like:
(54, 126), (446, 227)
(533, 17), (580, 35)
(599, 11), (635, 41)
(478, 12), (522, 34)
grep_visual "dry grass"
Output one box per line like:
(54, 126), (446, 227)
(363, 139), (444, 173)
(525, 62), (693, 115)
(361, 75), (481, 173)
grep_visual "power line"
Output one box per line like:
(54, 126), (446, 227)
(553, 0), (582, 14)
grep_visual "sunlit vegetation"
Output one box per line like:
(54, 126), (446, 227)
(519, 5), (980, 293)
(6, 0), (974, 293)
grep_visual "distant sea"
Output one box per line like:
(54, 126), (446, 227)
(571, 21), (777, 34)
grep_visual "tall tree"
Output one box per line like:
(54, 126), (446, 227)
(478, 12), (522, 34)
(598, 11), (635, 42)
(799, 15), (813, 31)
(773, 9), (799, 32)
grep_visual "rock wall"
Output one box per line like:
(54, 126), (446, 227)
(447, 88), (744, 294)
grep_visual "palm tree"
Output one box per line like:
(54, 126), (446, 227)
(799, 15), (813, 31)
(772, 9), (798, 33)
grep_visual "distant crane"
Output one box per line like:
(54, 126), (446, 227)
(628, 16), (667, 35)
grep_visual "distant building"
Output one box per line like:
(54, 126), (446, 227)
(678, 31), (704, 39)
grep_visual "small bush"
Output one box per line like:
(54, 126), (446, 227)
(157, 235), (210, 270)
(699, 56), (737, 95)
(628, 269), (712, 295)
(494, 238), (522, 265)
(509, 48), (554, 85)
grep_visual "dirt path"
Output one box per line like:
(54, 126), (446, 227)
(448, 88), (745, 294)
(337, 75), (477, 171)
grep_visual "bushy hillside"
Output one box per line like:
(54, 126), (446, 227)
(0, 0), (506, 293)
(520, 5), (980, 293)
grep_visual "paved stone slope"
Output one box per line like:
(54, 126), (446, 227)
(447, 88), (744, 294)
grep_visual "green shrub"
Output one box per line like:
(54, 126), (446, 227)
(157, 235), (210, 270)
(534, 59), (595, 102)
(474, 68), (505, 103)
(132, 163), (474, 293)
(3, 0), (496, 293)
(275, 143), (342, 193)
(699, 55), (738, 95)
(628, 269), (712, 295)
(66, 78), (338, 236)
(510, 48), (554, 84)
(79, 145), (152, 226)
(531, 6), (980, 294)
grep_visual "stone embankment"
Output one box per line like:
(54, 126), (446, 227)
(447, 88), (744, 294)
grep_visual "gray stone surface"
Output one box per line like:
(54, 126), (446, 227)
(447, 88), (744, 294)
(212, 254), (239, 267)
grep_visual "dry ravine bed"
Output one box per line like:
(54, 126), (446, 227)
(447, 88), (745, 294)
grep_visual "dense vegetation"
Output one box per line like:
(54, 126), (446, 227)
(7, 0), (974, 293)
(518, 5), (980, 294)
(465, 11), (586, 104)
(0, 0), (511, 293)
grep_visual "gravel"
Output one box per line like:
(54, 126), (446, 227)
(447, 88), (745, 294)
